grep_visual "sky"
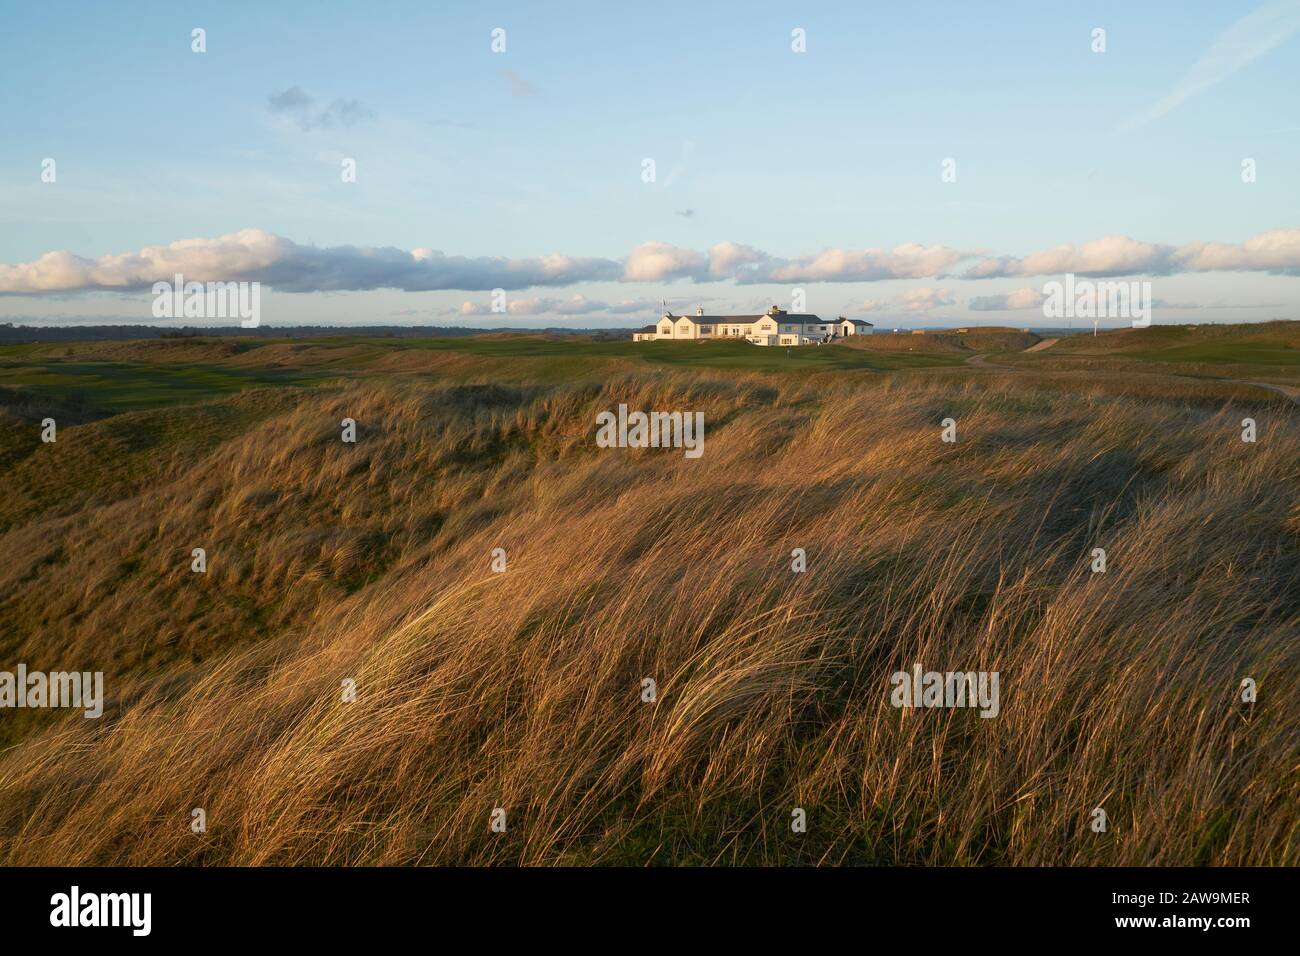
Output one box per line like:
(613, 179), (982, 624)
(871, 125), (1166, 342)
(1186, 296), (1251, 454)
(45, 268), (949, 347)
(1, 0), (1298, 328)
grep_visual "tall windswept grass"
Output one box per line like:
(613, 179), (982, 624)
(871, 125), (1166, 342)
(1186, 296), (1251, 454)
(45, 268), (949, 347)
(0, 369), (1296, 865)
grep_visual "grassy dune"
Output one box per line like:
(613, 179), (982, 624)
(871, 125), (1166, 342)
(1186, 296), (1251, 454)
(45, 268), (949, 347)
(1005, 321), (1300, 386)
(0, 335), (1296, 865)
(1043, 320), (1300, 357)
(840, 328), (1041, 353)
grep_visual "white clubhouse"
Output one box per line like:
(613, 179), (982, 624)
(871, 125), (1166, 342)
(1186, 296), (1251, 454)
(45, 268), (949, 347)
(634, 305), (873, 346)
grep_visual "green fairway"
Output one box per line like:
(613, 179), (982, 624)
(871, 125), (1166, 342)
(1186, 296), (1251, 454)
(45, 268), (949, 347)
(297, 335), (969, 371)
(1041, 322), (1300, 366)
(1117, 342), (1300, 366)
(634, 340), (969, 371)
(0, 360), (336, 412)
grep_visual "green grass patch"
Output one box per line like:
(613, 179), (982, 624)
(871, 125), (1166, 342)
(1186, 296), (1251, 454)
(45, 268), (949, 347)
(297, 335), (968, 372)
(0, 361), (338, 412)
(1118, 342), (1300, 366)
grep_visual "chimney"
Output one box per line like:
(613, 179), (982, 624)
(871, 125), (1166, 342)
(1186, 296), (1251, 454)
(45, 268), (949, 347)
(696, 306), (704, 316)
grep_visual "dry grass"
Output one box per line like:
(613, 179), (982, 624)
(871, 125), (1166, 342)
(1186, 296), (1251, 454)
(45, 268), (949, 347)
(0, 368), (1296, 865)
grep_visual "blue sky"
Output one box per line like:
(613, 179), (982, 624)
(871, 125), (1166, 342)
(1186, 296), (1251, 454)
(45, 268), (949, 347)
(2, 0), (1298, 327)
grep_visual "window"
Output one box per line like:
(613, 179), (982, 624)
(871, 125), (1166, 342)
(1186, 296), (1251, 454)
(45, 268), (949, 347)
(661, 325), (672, 335)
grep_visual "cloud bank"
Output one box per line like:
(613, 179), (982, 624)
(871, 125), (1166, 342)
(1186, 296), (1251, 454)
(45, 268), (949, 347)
(2, 228), (1298, 297)
(457, 294), (609, 316)
(968, 288), (1046, 311)
(0, 230), (622, 294)
(961, 229), (1300, 279)
(0, 231), (972, 294)
(898, 287), (956, 312)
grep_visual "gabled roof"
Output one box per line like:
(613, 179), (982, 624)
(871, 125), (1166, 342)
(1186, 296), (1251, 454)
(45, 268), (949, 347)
(774, 314), (833, 325)
(842, 318), (874, 326)
(636, 324), (657, 332)
(668, 314), (764, 324)
(670, 313), (830, 325)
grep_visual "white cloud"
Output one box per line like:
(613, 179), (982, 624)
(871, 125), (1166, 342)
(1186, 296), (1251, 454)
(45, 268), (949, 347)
(606, 299), (658, 314)
(552, 294), (609, 315)
(448, 295), (612, 317)
(753, 244), (972, 284)
(0, 229), (622, 294)
(5, 228), (1298, 298)
(622, 241), (708, 282)
(968, 287), (1045, 311)
(1172, 229), (1300, 272)
(706, 241), (769, 278)
(898, 287), (956, 312)
(964, 236), (1172, 279)
(962, 229), (1300, 279)
(506, 294), (608, 316)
